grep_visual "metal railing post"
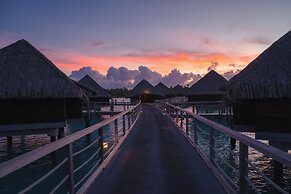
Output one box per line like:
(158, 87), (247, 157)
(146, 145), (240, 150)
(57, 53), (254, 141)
(66, 143), (75, 194)
(186, 114), (189, 135)
(209, 127), (215, 162)
(123, 115), (126, 135)
(193, 118), (198, 144)
(99, 128), (104, 162)
(176, 109), (179, 124)
(128, 113), (131, 129)
(239, 142), (248, 194)
(114, 119), (119, 144)
(180, 110), (183, 129)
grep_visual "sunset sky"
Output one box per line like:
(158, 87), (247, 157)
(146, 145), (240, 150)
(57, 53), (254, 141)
(1, 0), (291, 88)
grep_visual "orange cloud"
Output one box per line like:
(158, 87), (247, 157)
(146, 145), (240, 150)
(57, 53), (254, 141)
(43, 49), (257, 76)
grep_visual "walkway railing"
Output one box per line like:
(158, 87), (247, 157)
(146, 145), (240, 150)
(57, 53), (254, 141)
(0, 102), (141, 194)
(157, 101), (291, 194)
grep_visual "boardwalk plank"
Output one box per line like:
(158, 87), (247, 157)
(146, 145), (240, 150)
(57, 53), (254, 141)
(87, 104), (226, 194)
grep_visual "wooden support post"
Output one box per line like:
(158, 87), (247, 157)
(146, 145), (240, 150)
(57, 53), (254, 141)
(176, 110), (179, 124)
(192, 106), (195, 114)
(110, 103), (114, 112)
(66, 143), (75, 194)
(209, 127), (215, 162)
(122, 114), (126, 136)
(269, 140), (288, 186)
(269, 141), (285, 186)
(114, 119), (119, 144)
(273, 160), (283, 186)
(50, 135), (57, 160)
(239, 142), (248, 194)
(230, 137), (236, 150)
(58, 128), (65, 139)
(186, 114), (189, 135)
(99, 128), (104, 163)
(50, 136), (57, 143)
(85, 119), (90, 128)
(84, 114), (90, 128)
(7, 136), (12, 147)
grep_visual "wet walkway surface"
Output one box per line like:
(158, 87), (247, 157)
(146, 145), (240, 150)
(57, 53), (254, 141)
(87, 104), (226, 194)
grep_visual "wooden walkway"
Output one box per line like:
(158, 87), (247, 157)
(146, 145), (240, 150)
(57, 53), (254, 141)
(87, 104), (226, 194)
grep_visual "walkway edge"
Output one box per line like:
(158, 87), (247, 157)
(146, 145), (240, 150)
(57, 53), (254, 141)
(157, 106), (235, 194)
(78, 109), (142, 194)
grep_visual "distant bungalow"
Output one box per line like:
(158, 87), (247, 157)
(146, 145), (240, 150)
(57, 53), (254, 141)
(129, 79), (163, 102)
(188, 70), (227, 102)
(0, 39), (85, 139)
(73, 79), (99, 101)
(169, 84), (187, 97)
(228, 31), (291, 135)
(154, 82), (171, 97)
(78, 75), (111, 102)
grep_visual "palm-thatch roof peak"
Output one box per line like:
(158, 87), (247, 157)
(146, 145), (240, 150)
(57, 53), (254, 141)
(228, 30), (291, 100)
(188, 70), (227, 96)
(129, 79), (163, 97)
(79, 75), (110, 98)
(0, 39), (83, 99)
(155, 82), (170, 96)
(170, 84), (187, 96)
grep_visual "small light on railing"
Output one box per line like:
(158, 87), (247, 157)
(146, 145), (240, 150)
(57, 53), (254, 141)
(103, 142), (109, 149)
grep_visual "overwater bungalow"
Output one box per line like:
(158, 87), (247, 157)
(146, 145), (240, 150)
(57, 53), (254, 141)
(0, 39), (85, 140)
(188, 70), (227, 102)
(129, 79), (163, 102)
(78, 75), (111, 102)
(73, 79), (99, 99)
(228, 31), (291, 137)
(169, 84), (187, 97)
(154, 82), (171, 97)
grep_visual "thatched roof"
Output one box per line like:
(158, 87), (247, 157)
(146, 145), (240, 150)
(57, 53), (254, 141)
(0, 39), (83, 99)
(170, 84), (187, 96)
(129, 79), (163, 97)
(228, 31), (291, 100)
(72, 79), (98, 97)
(154, 82), (170, 96)
(78, 75), (111, 98)
(188, 70), (227, 96)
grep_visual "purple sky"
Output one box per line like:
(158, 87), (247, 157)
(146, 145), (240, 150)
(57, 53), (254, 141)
(1, 0), (291, 88)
